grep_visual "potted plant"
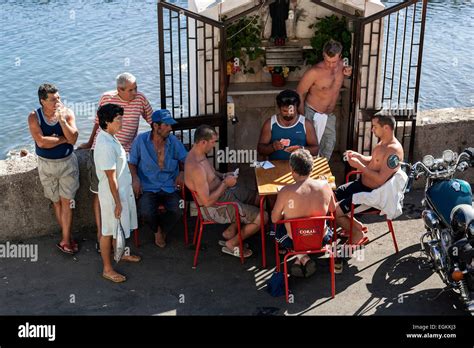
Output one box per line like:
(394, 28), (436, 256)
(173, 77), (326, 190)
(263, 65), (299, 87)
(225, 15), (264, 82)
(305, 14), (352, 65)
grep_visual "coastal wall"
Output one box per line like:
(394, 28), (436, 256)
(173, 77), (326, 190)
(0, 107), (473, 241)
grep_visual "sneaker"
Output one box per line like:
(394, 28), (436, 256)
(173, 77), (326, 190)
(334, 259), (343, 274)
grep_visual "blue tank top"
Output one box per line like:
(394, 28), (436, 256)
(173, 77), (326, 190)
(35, 108), (73, 159)
(269, 115), (307, 160)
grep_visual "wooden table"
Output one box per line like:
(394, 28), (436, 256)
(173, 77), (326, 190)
(255, 157), (335, 268)
(255, 157), (335, 195)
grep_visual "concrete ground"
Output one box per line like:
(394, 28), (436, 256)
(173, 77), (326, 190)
(0, 189), (472, 316)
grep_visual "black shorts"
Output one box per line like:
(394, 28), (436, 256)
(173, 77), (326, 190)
(335, 179), (373, 214)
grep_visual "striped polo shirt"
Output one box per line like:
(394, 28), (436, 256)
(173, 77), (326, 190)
(91, 90), (153, 153)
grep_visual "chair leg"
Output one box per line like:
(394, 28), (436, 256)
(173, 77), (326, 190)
(183, 201), (188, 245)
(193, 222), (204, 268)
(133, 229), (140, 248)
(259, 195), (267, 268)
(236, 218), (244, 265)
(283, 255), (290, 303)
(387, 219), (399, 253)
(193, 218), (199, 246)
(349, 204), (355, 245)
(275, 236), (280, 273)
(329, 253), (335, 298)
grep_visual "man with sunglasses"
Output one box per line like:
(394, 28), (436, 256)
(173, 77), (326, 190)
(257, 89), (318, 161)
(296, 40), (353, 160)
(79, 72), (153, 252)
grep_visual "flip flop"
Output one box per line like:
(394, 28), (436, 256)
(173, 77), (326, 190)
(303, 259), (317, 278)
(355, 236), (370, 246)
(56, 243), (75, 255)
(120, 255), (142, 263)
(221, 246), (253, 258)
(102, 273), (126, 283)
(70, 240), (79, 253)
(290, 263), (305, 278)
(339, 226), (368, 238)
(218, 240), (249, 248)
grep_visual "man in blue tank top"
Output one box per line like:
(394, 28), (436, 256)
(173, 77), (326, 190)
(257, 90), (319, 161)
(27, 83), (80, 255)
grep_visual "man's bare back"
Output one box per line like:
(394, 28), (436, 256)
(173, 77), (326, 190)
(277, 179), (334, 220)
(298, 60), (346, 114)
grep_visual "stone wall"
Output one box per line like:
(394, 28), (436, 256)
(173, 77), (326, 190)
(0, 149), (95, 242)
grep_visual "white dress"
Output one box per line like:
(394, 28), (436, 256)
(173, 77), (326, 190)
(94, 131), (137, 238)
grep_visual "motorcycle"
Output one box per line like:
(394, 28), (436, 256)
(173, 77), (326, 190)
(390, 148), (474, 312)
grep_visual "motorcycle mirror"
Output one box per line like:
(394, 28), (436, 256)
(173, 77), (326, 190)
(387, 154), (400, 169)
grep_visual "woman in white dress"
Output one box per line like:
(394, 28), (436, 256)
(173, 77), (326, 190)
(94, 103), (140, 283)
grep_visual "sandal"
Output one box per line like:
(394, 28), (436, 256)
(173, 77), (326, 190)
(303, 259), (317, 278)
(102, 273), (126, 283)
(290, 263), (305, 278)
(339, 226), (368, 238)
(120, 255), (142, 263)
(56, 242), (75, 255)
(70, 240), (79, 253)
(221, 246), (253, 258)
(218, 240), (249, 248)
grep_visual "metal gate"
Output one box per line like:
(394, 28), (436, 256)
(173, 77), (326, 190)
(157, 0), (227, 169)
(314, 0), (427, 163)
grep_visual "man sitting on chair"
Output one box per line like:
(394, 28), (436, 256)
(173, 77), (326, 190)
(271, 148), (336, 278)
(185, 125), (268, 258)
(335, 114), (404, 244)
(257, 89), (319, 161)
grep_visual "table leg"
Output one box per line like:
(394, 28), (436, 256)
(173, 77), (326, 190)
(259, 195), (267, 269)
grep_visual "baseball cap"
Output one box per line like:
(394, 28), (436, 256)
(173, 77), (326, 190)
(152, 109), (177, 125)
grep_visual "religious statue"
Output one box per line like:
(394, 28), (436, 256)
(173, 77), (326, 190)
(269, 0), (290, 46)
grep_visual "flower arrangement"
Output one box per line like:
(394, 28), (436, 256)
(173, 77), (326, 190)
(263, 65), (299, 87)
(264, 65), (296, 78)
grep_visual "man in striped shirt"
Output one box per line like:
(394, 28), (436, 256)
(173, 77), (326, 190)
(79, 72), (153, 252)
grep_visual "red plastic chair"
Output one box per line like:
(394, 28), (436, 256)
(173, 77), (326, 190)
(133, 184), (188, 247)
(189, 189), (246, 268)
(345, 170), (399, 253)
(274, 215), (336, 303)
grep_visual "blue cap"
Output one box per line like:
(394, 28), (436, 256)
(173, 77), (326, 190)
(152, 109), (177, 125)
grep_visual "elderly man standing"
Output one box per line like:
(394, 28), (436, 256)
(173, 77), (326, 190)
(79, 72), (153, 252)
(129, 109), (188, 248)
(271, 149), (336, 278)
(28, 83), (80, 254)
(94, 103), (141, 283)
(296, 40), (352, 160)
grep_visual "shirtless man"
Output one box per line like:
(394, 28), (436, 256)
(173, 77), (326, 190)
(271, 148), (336, 278)
(185, 125), (268, 258)
(335, 114), (404, 244)
(296, 40), (352, 160)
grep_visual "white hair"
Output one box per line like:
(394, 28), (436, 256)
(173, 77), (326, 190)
(116, 72), (136, 88)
